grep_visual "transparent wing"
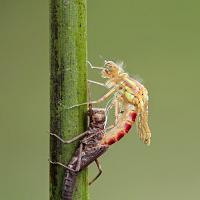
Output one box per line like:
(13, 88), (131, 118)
(136, 88), (151, 145)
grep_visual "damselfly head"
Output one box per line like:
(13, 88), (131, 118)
(101, 60), (123, 78)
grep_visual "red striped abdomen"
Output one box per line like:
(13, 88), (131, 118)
(100, 111), (137, 146)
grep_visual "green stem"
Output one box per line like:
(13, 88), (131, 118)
(50, 0), (88, 199)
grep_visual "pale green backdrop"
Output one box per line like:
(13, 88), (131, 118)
(0, 0), (200, 200)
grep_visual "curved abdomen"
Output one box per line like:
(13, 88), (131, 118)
(100, 110), (137, 146)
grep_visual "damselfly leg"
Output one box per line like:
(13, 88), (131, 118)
(50, 131), (88, 144)
(49, 160), (76, 172)
(88, 80), (106, 87)
(49, 143), (84, 173)
(87, 60), (104, 70)
(66, 85), (120, 109)
(105, 95), (123, 127)
(89, 159), (102, 185)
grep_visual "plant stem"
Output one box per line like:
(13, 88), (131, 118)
(50, 0), (88, 199)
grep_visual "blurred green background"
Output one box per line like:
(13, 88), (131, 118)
(0, 0), (200, 199)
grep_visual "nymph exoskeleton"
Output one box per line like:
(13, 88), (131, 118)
(69, 60), (151, 145)
(50, 105), (109, 200)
